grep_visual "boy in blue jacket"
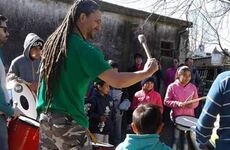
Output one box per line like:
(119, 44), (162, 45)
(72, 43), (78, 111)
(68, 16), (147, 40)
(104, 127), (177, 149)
(116, 104), (171, 150)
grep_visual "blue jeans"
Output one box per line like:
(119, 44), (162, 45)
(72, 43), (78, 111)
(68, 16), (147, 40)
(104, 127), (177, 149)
(0, 115), (8, 150)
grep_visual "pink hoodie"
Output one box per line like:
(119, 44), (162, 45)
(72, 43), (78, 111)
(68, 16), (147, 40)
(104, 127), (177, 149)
(164, 79), (199, 120)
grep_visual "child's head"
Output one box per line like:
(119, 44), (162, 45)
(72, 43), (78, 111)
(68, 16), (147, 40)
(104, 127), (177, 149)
(185, 57), (193, 68)
(94, 78), (110, 96)
(141, 77), (155, 92)
(175, 66), (191, 85)
(108, 59), (118, 72)
(172, 58), (179, 68)
(134, 53), (143, 65)
(131, 104), (163, 134)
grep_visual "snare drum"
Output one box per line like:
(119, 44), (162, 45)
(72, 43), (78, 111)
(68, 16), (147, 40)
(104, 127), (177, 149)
(8, 116), (39, 150)
(92, 142), (114, 150)
(175, 116), (197, 131)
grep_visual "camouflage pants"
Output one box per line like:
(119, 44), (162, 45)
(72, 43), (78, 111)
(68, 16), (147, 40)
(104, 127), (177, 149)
(39, 112), (92, 150)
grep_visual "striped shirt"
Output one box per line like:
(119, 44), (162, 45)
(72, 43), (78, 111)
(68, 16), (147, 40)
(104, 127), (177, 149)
(196, 71), (230, 149)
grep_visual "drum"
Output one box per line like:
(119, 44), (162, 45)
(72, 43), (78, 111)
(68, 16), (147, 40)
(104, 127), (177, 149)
(92, 142), (114, 150)
(8, 116), (39, 150)
(7, 81), (37, 119)
(188, 129), (215, 150)
(187, 115), (220, 150)
(175, 115), (198, 131)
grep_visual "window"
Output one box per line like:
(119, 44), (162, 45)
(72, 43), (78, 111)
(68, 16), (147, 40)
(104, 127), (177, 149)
(160, 41), (174, 57)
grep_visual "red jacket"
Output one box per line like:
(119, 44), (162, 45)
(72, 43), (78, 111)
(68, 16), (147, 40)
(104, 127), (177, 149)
(131, 89), (163, 113)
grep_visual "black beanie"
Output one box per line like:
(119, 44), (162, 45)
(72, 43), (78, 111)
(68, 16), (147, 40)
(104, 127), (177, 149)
(141, 77), (155, 86)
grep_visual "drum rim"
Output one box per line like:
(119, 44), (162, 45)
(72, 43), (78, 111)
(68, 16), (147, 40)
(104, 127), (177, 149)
(19, 115), (39, 127)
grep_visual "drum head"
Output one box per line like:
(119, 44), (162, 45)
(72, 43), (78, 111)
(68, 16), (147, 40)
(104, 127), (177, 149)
(10, 81), (37, 119)
(175, 116), (197, 131)
(19, 116), (40, 127)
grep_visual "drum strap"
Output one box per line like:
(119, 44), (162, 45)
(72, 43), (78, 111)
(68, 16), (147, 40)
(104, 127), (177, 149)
(86, 128), (97, 144)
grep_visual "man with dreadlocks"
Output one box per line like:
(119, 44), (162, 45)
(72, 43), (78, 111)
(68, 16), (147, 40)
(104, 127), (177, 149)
(37, 0), (158, 149)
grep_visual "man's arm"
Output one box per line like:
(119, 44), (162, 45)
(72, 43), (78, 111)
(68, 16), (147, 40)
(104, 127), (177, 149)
(99, 58), (158, 88)
(7, 60), (20, 81)
(0, 82), (14, 117)
(195, 72), (223, 148)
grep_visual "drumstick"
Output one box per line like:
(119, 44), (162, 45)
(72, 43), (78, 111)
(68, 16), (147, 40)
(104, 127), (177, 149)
(138, 34), (152, 59)
(184, 96), (207, 105)
(86, 128), (97, 144)
(184, 92), (194, 102)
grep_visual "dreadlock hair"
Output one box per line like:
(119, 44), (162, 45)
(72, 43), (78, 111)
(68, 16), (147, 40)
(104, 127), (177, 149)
(40, 0), (99, 101)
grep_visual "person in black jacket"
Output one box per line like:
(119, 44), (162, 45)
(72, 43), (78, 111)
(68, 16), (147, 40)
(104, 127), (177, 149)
(87, 78), (115, 144)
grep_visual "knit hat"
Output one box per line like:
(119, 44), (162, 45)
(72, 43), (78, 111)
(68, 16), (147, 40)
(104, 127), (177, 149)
(141, 77), (155, 86)
(31, 39), (44, 48)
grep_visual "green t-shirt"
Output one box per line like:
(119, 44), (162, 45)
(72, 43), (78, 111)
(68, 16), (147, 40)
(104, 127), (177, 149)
(36, 33), (111, 128)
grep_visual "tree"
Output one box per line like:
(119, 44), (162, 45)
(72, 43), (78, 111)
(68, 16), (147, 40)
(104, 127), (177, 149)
(105, 0), (230, 55)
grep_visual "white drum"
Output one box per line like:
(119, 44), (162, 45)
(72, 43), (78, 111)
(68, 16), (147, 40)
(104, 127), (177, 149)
(175, 115), (198, 131)
(7, 81), (37, 120)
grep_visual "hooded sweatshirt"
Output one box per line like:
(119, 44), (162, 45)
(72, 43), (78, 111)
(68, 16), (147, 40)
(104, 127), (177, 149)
(116, 134), (171, 150)
(8, 33), (43, 83)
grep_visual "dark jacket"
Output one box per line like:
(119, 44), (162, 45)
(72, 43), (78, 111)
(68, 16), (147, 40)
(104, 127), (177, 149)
(87, 90), (115, 134)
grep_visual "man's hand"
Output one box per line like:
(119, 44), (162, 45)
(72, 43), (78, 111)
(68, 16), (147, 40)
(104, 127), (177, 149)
(143, 58), (159, 77)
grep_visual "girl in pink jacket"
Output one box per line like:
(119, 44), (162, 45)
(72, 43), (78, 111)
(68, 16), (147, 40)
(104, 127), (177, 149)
(131, 77), (163, 113)
(164, 66), (199, 120)
(164, 66), (199, 150)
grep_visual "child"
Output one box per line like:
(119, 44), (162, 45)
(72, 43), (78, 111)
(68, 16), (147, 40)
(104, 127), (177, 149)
(164, 66), (199, 150)
(116, 104), (171, 150)
(87, 78), (115, 144)
(164, 66), (199, 120)
(131, 77), (163, 113)
(108, 60), (131, 146)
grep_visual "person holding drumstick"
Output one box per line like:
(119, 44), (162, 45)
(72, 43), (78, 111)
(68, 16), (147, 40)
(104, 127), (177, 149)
(164, 66), (199, 150)
(196, 71), (230, 150)
(7, 33), (44, 94)
(37, 0), (159, 149)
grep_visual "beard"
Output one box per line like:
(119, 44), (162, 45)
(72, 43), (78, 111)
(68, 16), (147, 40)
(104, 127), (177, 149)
(86, 28), (100, 40)
(86, 31), (96, 40)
